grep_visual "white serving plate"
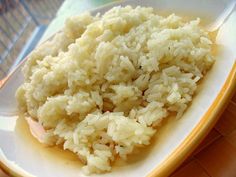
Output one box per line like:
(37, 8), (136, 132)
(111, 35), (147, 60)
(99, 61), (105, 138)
(0, 0), (236, 176)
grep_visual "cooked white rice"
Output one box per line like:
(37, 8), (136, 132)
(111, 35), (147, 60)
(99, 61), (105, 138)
(16, 6), (215, 174)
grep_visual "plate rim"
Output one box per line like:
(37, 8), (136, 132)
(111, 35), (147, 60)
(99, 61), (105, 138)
(1, 1), (236, 177)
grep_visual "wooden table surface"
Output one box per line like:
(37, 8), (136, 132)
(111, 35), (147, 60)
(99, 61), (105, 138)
(1, 92), (235, 177)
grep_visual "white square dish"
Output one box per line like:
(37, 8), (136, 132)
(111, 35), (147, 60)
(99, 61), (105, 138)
(0, 0), (236, 177)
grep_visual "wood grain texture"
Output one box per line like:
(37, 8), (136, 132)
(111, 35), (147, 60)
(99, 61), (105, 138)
(196, 138), (236, 177)
(171, 160), (210, 177)
(226, 130), (236, 148)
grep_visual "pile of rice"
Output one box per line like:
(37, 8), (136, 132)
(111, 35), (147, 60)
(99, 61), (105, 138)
(16, 6), (215, 174)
